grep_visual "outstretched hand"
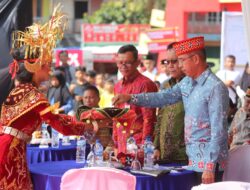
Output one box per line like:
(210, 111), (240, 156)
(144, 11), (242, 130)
(112, 94), (132, 106)
(202, 170), (215, 184)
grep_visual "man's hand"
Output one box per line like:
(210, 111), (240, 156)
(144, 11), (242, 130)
(224, 80), (234, 87)
(112, 94), (132, 106)
(75, 95), (82, 102)
(202, 170), (215, 184)
(153, 149), (160, 160)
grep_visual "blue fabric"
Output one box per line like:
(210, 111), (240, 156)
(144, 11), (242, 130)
(26, 141), (90, 165)
(29, 160), (198, 190)
(131, 69), (229, 172)
(60, 97), (74, 114)
(50, 94), (73, 114)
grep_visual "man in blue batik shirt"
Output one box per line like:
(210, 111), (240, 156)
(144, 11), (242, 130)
(112, 36), (229, 184)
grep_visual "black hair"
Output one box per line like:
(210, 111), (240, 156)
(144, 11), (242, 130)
(10, 46), (34, 83)
(167, 42), (177, 50)
(15, 63), (33, 83)
(59, 50), (68, 56)
(226, 54), (236, 61)
(86, 70), (96, 78)
(145, 53), (154, 61)
(75, 66), (86, 73)
(51, 70), (66, 87)
(83, 85), (100, 97)
(117, 44), (138, 60)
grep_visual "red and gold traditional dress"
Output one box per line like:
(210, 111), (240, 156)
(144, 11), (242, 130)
(0, 83), (89, 190)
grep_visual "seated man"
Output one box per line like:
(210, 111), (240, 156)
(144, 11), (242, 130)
(228, 87), (250, 150)
(82, 85), (113, 148)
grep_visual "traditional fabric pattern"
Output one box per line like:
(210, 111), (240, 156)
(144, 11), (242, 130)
(113, 71), (157, 152)
(228, 108), (250, 149)
(130, 69), (229, 172)
(173, 36), (204, 56)
(76, 106), (136, 148)
(154, 78), (187, 163)
(1, 83), (48, 126)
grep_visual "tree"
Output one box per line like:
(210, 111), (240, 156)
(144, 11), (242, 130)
(83, 0), (166, 24)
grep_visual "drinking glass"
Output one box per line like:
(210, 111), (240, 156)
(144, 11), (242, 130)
(106, 150), (115, 167)
(131, 149), (141, 170)
(84, 131), (96, 167)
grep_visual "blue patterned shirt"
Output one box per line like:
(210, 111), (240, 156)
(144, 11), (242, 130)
(130, 69), (229, 172)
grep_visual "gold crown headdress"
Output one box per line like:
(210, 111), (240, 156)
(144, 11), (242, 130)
(11, 3), (67, 75)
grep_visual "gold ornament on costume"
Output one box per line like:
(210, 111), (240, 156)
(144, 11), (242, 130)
(39, 102), (60, 116)
(11, 3), (67, 73)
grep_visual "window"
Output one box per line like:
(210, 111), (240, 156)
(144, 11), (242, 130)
(74, 1), (88, 19)
(195, 13), (206, 22)
(208, 12), (222, 23)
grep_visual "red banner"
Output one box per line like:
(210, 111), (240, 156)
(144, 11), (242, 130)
(147, 41), (170, 52)
(146, 27), (178, 40)
(146, 27), (179, 53)
(82, 24), (150, 44)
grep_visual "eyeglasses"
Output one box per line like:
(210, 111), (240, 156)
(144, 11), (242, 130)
(161, 59), (178, 65)
(116, 61), (135, 67)
(178, 54), (195, 64)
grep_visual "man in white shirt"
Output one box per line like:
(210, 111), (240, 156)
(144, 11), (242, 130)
(216, 55), (241, 105)
(142, 53), (158, 81)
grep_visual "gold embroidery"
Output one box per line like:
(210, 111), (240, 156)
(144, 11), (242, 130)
(0, 84), (49, 126)
(39, 102), (60, 116)
(0, 138), (32, 190)
(11, 89), (25, 95)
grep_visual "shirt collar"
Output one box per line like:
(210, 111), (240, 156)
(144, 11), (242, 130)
(169, 75), (185, 87)
(194, 68), (211, 86)
(122, 70), (140, 84)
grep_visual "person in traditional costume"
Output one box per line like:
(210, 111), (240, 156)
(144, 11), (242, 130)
(0, 5), (105, 190)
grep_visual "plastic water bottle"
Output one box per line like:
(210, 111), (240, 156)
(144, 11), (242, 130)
(126, 136), (137, 154)
(94, 139), (103, 165)
(144, 136), (155, 168)
(76, 136), (86, 163)
(51, 130), (59, 148)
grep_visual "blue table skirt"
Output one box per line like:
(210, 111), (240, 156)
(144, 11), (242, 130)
(27, 141), (90, 165)
(29, 160), (199, 190)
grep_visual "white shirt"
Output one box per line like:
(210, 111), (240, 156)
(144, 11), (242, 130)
(142, 68), (158, 81)
(216, 69), (241, 104)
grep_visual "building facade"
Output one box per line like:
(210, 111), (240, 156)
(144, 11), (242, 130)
(165, 0), (241, 62)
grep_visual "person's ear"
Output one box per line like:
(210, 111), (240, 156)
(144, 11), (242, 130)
(193, 54), (200, 65)
(135, 59), (140, 67)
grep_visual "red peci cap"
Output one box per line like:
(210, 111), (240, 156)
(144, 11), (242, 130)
(173, 36), (205, 56)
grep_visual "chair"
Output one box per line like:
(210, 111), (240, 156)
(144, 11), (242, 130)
(191, 181), (250, 190)
(61, 167), (136, 190)
(223, 145), (250, 182)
